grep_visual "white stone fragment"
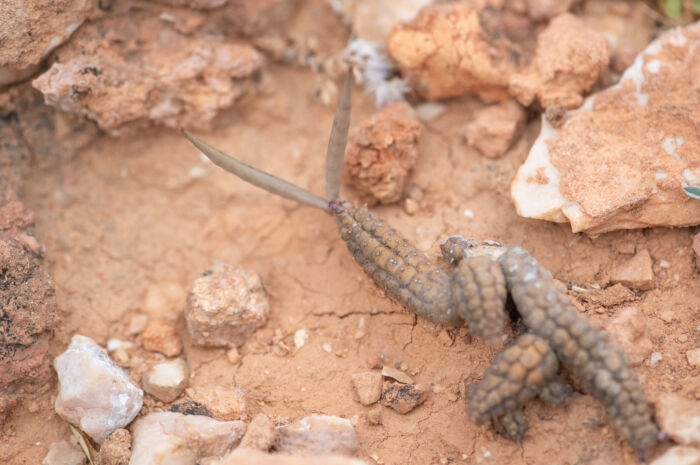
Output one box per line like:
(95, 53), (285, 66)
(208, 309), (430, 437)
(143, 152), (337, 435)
(54, 335), (143, 443)
(274, 415), (359, 455)
(142, 358), (189, 402)
(42, 441), (86, 465)
(294, 329), (309, 349)
(130, 412), (246, 465)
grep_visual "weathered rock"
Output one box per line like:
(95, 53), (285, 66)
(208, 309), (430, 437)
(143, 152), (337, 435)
(509, 13), (609, 110)
(511, 22), (700, 234)
(42, 441), (86, 465)
(33, 11), (263, 135)
(656, 393), (700, 447)
(342, 102), (422, 204)
(273, 415), (359, 455)
(186, 263), (269, 348)
(95, 429), (131, 465)
(388, 2), (521, 101)
(140, 320), (182, 357)
(142, 358), (189, 402)
(215, 448), (367, 465)
(352, 0), (432, 43)
(381, 381), (428, 414)
(650, 446), (700, 465)
(602, 306), (653, 367)
(687, 349), (700, 368)
(525, 0), (580, 21)
(129, 412), (246, 465)
(0, 0), (94, 86)
(351, 372), (383, 406)
(239, 414), (276, 451)
(187, 379), (247, 421)
(463, 99), (526, 158)
(609, 249), (654, 290)
(54, 335), (143, 443)
(693, 232), (700, 271)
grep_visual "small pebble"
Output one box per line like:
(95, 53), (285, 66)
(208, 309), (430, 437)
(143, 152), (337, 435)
(187, 381), (247, 421)
(294, 329), (309, 349)
(609, 249), (654, 290)
(128, 314), (148, 336)
(351, 372), (383, 406)
(656, 393), (700, 447)
(42, 441), (85, 465)
(367, 406), (382, 425)
(686, 348), (700, 368)
(381, 381), (427, 414)
(366, 356), (382, 369)
(650, 352), (663, 368)
(141, 358), (189, 403)
(323, 343), (332, 353)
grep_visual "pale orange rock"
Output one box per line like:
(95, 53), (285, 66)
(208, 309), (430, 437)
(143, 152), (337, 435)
(140, 320), (182, 357)
(602, 306), (653, 366)
(609, 249), (654, 291)
(32, 11), (263, 135)
(511, 22), (700, 234)
(343, 102), (422, 204)
(239, 414), (276, 451)
(463, 99), (526, 158)
(509, 13), (610, 109)
(387, 2), (521, 101)
(351, 372), (383, 406)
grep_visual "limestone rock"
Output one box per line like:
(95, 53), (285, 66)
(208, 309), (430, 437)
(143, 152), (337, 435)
(42, 441), (86, 465)
(32, 11), (263, 135)
(54, 335), (144, 443)
(650, 446), (700, 465)
(387, 2), (521, 101)
(215, 448), (367, 465)
(129, 412), (246, 465)
(140, 321), (182, 357)
(509, 13), (610, 109)
(609, 249), (654, 290)
(602, 306), (653, 367)
(239, 414), (276, 451)
(351, 372), (383, 406)
(142, 358), (189, 402)
(187, 379), (247, 421)
(273, 415), (359, 455)
(343, 102), (422, 204)
(186, 263), (269, 348)
(95, 429), (131, 465)
(381, 381), (428, 414)
(463, 99), (526, 158)
(0, 0), (94, 86)
(511, 22), (700, 234)
(656, 393), (700, 447)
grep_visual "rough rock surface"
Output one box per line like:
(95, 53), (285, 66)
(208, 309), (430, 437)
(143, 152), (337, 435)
(215, 448), (367, 465)
(351, 372), (383, 406)
(381, 381), (428, 414)
(273, 415), (359, 455)
(239, 414), (276, 451)
(0, 0), (94, 86)
(42, 441), (86, 465)
(511, 22), (700, 234)
(54, 335), (143, 443)
(186, 263), (269, 348)
(187, 379), (247, 421)
(32, 11), (263, 135)
(463, 99), (526, 158)
(609, 249), (654, 290)
(129, 412), (246, 465)
(142, 358), (189, 402)
(602, 306), (653, 367)
(650, 446), (700, 465)
(342, 102), (422, 204)
(509, 13), (610, 109)
(387, 2), (521, 101)
(95, 429), (131, 465)
(140, 320), (182, 357)
(656, 393), (700, 447)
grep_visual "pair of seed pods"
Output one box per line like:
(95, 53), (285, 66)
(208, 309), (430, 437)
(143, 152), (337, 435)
(183, 71), (658, 452)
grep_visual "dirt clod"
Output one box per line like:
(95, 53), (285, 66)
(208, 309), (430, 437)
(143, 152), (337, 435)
(463, 100), (526, 158)
(609, 249), (654, 291)
(352, 372), (383, 406)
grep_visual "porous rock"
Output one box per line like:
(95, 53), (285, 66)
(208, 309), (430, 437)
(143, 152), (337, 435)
(214, 448), (367, 465)
(129, 412), (246, 465)
(602, 306), (653, 367)
(609, 249), (654, 290)
(351, 372), (383, 406)
(656, 393), (700, 447)
(387, 2), (521, 101)
(342, 102), (422, 205)
(187, 379), (247, 421)
(32, 11), (263, 135)
(0, 0), (94, 86)
(239, 413), (276, 451)
(273, 415), (359, 455)
(42, 440), (86, 465)
(381, 381), (428, 414)
(463, 99), (526, 158)
(186, 263), (269, 348)
(54, 335), (143, 443)
(511, 22), (700, 234)
(509, 13), (610, 109)
(140, 320), (182, 357)
(650, 446), (700, 465)
(142, 358), (189, 403)
(95, 429), (131, 465)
